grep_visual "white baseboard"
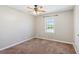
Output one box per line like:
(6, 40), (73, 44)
(36, 37), (78, 53)
(0, 36), (75, 53)
(36, 37), (73, 44)
(0, 37), (34, 51)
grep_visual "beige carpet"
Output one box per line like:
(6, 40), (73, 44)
(0, 38), (76, 54)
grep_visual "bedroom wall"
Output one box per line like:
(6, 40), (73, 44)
(74, 6), (79, 53)
(35, 10), (74, 43)
(0, 6), (35, 49)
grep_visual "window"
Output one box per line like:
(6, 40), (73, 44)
(45, 16), (55, 33)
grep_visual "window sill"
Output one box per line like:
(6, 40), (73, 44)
(45, 30), (55, 33)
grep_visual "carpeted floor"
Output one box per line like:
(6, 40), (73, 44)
(0, 38), (76, 54)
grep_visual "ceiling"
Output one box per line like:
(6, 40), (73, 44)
(8, 5), (74, 16)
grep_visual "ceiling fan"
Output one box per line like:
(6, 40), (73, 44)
(27, 5), (46, 15)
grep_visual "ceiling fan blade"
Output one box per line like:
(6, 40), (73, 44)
(39, 6), (43, 8)
(27, 7), (33, 9)
(37, 9), (46, 12)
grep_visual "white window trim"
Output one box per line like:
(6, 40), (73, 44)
(44, 16), (55, 33)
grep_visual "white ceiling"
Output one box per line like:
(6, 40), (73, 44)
(8, 5), (74, 16)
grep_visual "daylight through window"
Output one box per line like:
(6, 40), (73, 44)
(45, 16), (55, 33)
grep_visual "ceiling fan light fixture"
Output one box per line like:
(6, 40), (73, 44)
(33, 11), (41, 15)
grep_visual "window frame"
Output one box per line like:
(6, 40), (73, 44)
(44, 16), (55, 33)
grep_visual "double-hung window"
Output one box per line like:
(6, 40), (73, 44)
(45, 16), (55, 33)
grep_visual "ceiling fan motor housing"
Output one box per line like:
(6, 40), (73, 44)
(34, 5), (38, 12)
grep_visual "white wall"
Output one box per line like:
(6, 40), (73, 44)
(0, 6), (74, 50)
(74, 6), (79, 53)
(0, 6), (34, 49)
(35, 10), (74, 43)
